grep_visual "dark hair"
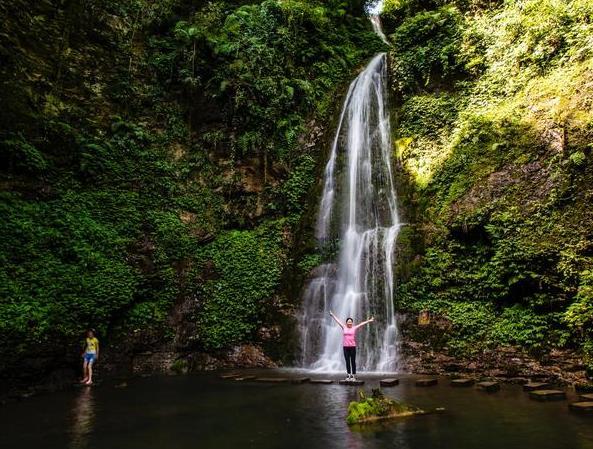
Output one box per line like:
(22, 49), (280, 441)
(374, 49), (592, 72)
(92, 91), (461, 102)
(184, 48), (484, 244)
(346, 317), (353, 323)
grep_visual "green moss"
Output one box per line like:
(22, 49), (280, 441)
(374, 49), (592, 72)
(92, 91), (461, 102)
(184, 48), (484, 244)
(196, 220), (289, 350)
(347, 390), (418, 425)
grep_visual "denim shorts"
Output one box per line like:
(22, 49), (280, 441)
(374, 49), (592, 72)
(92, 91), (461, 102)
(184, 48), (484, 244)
(83, 353), (96, 363)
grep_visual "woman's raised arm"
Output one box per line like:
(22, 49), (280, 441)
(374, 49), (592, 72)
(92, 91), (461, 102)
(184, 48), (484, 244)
(328, 311), (345, 328)
(354, 317), (374, 329)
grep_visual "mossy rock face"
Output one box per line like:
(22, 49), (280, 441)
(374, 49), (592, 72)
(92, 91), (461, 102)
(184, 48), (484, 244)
(346, 389), (424, 425)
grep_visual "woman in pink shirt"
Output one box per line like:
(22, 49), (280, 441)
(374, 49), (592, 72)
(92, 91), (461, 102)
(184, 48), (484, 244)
(329, 311), (374, 381)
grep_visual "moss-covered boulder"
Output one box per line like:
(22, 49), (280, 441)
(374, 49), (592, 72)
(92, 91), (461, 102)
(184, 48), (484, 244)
(346, 389), (425, 425)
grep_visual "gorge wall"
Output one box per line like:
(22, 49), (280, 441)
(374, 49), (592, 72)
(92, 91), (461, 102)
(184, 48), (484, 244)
(383, 0), (593, 383)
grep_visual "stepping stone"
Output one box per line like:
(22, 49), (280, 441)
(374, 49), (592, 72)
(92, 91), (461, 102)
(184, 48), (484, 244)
(523, 382), (550, 391)
(508, 377), (529, 385)
(234, 375), (256, 381)
(310, 379), (333, 384)
(529, 390), (566, 401)
(254, 378), (289, 383)
(338, 380), (364, 386)
(451, 378), (474, 387)
(290, 377), (310, 384)
(220, 373), (240, 379)
(476, 381), (500, 393)
(416, 378), (438, 387)
(579, 393), (593, 401)
(569, 402), (593, 413)
(380, 378), (399, 387)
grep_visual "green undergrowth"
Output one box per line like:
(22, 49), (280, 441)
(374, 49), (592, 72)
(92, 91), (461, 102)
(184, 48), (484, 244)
(0, 0), (381, 380)
(385, 0), (593, 366)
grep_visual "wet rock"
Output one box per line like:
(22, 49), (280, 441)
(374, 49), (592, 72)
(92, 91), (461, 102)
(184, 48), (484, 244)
(523, 382), (550, 391)
(114, 381), (128, 389)
(444, 363), (462, 372)
(220, 373), (240, 379)
(451, 378), (474, 387)
(254, 377), (289, 383)
(569, 402), (593, 413)
(575, 383), (593, 393)
(579, 393), (593, 401)
(509, 377), (529, 385)
(529, 390), (566, 401)
(339, 380), (365, 386)
(290, 377), (310, 384)
(416, 378), (438, 387)
(476, 381), (500, 392)
(561, 363), (585, 372)
(310, 379), (333, 384)
(380, 378), (399, 387)
(191, 345), (277, 371)
(233, 375), (256, 381)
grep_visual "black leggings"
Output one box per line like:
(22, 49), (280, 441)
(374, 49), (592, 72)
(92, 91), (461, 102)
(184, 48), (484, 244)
(343, 346), (356, 375)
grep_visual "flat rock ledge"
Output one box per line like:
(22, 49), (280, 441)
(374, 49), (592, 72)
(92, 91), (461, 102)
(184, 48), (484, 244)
(416, 378), (438, 387)
(451, 378), (474, 387)
(580, 393), (593, 401)
(254, 378), (289, 383)
(233, 375), (256, 381)
(380, 378), (399, 387)
(310, 379), (333, 384)
(290, 377), (310, 384)
(529, 390), (566, 401)
(476, 381), (500, 392)
(523, 382), (550, 391)
(569, 402), (593, 413)
(339, 380), (365, 386)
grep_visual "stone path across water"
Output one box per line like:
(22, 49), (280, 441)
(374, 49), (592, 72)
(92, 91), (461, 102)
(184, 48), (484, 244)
(476, 381), (500, 392)
(569, 401), (593, 413)
(451, 379), (474, 387)
(416, 378), (438, 387)
(529, 390), (566, 401)
(216, 373), (584, 406)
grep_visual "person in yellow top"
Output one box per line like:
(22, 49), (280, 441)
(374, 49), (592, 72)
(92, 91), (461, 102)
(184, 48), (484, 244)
(81, 329), (99, 385)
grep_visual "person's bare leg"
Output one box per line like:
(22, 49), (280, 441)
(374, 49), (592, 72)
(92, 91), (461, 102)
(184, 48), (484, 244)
(81, 360), (89, 383)
(84, 362), (93, 385)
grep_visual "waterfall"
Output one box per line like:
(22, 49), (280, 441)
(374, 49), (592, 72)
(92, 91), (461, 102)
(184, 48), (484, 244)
(297, 12), (401, 372)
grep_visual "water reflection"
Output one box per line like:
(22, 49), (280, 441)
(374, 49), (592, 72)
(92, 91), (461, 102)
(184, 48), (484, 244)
(69, 387), (95, 449)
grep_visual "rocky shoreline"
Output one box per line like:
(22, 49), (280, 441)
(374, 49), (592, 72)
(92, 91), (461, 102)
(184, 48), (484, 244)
(398, 313), (592, 389)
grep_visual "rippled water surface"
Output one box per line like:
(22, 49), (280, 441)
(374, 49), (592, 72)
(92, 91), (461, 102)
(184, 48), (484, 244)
(1, 372), (592, 449)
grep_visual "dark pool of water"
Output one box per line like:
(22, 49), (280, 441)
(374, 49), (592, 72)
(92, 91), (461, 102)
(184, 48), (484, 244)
(1, 371), (592, 449)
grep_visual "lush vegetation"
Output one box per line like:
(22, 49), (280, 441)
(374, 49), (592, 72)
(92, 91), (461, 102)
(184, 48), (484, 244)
(385, 0), (593, 370)
(0, 0), (381, 381)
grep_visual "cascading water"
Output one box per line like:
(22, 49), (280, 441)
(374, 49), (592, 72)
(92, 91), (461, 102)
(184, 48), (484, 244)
(298, 6), (401, 373)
